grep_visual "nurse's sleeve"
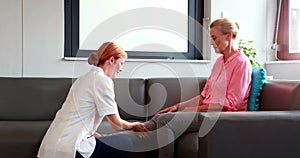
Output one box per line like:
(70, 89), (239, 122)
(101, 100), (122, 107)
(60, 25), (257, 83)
(93, 77), (119, 116)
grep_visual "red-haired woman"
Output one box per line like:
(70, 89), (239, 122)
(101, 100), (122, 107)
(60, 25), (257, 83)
(38, 42), (147, 158)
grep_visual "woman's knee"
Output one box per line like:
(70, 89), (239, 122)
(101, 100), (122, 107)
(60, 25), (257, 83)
(157, 113), (175, 127)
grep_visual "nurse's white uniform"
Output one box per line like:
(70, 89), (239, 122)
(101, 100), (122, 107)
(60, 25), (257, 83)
(37, 67), (118, 158)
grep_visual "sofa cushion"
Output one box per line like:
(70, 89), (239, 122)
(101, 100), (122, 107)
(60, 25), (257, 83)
(146, 77), (206, 118)
(259, 80), (300, 110)
(175, 132), (198, 158)
(0, 78), (72, 121)
(198, 111), (300, 158)
(113, 78), (147, 121)
(0, 121), (51, 158)
(247, 67), (266, 111)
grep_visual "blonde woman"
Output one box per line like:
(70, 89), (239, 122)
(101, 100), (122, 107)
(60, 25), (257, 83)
(144, 18), (252, 158)
(158, 18), (252, 113)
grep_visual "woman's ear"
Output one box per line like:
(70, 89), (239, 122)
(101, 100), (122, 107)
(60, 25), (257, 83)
(108, 56), (115, 65)
(226, 32), (233, 41)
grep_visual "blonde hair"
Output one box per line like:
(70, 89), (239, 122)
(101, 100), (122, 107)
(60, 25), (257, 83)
(210, 18), (240, 39)
(88, 42), (127, 66)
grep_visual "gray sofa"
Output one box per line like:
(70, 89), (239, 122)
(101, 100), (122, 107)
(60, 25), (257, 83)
(0, 77), (300, 158)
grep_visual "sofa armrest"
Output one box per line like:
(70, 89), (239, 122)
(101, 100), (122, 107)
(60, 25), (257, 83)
(198, 111), (300, 158)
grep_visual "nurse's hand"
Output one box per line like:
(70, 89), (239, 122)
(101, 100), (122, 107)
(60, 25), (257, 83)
(131, 122), (149, 132)
(92, 132), (102, 138)
(131, 122), (150, 139)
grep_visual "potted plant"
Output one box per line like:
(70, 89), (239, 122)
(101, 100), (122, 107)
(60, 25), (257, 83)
(238, 39), (261, 67)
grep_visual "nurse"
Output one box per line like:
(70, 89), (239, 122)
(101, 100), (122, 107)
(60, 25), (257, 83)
(38, 42), (147, 158)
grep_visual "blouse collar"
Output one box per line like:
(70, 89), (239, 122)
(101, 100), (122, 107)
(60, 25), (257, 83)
(223, 48), (242, 64)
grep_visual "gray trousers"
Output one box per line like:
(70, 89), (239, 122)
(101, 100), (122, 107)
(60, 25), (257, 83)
(146, 112), (202, 158)
(114, 112), (202, 158)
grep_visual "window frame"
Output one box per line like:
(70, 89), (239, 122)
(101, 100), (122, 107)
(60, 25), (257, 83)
(277, 0), (300, 60)
(64, 0), (204, 60)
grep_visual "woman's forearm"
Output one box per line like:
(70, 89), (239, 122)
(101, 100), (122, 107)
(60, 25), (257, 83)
(121, 120), (140, 130)
(197, 103), (224, 112)
(107, 114), (132, 130)
(177, 95), (203, 109)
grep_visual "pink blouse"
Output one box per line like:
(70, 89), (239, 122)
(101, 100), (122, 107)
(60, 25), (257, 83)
(201, 49), (252, 111)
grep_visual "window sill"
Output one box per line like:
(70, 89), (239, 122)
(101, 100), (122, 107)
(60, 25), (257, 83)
(63, 57), (211, 64)
(265, 60), (300, 65)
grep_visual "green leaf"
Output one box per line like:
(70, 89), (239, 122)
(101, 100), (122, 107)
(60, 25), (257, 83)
(238, 39), (261, 67)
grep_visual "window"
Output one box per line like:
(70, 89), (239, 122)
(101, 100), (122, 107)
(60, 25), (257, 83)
(64, 0), (204, 60)
(277, 0), (300, 60)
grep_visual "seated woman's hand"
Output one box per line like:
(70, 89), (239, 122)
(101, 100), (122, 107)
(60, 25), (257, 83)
(156, 104), (179, 115)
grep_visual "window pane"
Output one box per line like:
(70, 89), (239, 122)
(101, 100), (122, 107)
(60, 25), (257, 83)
(290, 0), (300, 53)
(79, 0), (188, 52)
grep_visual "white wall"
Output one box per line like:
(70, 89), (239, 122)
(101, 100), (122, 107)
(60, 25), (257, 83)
(0, 0), (22, 76)
(1, 0), (285, 79)
(210, 0), (270, 63)
(265, 61), (300, 80)
(22, 0), (85, 77)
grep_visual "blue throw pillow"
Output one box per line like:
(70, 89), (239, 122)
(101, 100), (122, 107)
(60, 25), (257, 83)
(247, 67), (266, 111)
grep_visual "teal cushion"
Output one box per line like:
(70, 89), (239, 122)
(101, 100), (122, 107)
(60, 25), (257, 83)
(247, 67), (266, 111)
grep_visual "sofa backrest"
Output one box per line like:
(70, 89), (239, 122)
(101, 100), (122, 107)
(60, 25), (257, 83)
(113, 78), (147, 121)
(260, 80), (300, 110)
(0, 78), (73, 121)
(6, 77), (300, 122)
(146, 77), (207, 118)
(0, 77), (148, 121)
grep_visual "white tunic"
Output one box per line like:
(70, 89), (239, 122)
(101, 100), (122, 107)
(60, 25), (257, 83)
(37, 67), (118, 158)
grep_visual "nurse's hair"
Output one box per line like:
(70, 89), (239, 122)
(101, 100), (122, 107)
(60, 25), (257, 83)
(210, 18), (240, 40)
(88, 42), (127, 66)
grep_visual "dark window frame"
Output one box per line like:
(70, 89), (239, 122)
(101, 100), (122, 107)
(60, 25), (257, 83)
(277, 0), (300, 60)
(64, 0), (204, 60)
